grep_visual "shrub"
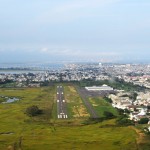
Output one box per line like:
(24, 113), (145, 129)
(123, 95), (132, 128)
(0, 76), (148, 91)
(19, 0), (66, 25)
(138, 118), (149, 124)
(103, 111), (115, 119)
(25, 105), (42, 117)
(116, 116), (134, 126)
(104, 97), (112, 103)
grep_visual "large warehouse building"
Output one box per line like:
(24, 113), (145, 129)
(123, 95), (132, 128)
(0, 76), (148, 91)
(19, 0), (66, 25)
(85, 84), (113, 91)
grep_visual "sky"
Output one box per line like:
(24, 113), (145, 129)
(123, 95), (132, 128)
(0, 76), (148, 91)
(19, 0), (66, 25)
(0, 0), (150, 63)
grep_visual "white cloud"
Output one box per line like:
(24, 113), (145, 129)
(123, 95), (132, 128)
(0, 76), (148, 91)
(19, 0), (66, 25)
(39, 46), (121, 59)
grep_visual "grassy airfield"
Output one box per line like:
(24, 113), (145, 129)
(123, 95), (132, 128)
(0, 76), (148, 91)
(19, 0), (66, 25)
(0, 85), (149, 150)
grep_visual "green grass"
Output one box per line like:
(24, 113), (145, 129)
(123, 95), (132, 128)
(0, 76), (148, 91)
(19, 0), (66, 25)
(0, 119), (139, 150)
(22, 122), (138, 150)
(89, 97), (118, 117)
(0, 97), (5, 103)
(0, 86), (149, 150)
(63, 85), (89, 118)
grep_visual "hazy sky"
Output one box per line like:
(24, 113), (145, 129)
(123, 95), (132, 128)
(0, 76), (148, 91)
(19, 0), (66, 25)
(0, 0), (150, 63)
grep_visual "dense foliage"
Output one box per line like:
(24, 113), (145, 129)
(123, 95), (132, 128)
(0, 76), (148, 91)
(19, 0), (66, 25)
(138, 118), (149, 124)
(116, 115), (134, 126)
(25, 105), (42, 117)
(103, 111), (115, 119)
(104, 97), (112, 103)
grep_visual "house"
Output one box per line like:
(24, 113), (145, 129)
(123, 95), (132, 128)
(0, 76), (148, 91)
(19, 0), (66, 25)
(28, 83), (40, 87)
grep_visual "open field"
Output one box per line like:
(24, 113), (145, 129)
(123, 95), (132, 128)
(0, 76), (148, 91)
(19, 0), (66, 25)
(89, 97), (118, 117)
(0, 87), (55, 149)
(0, 86), (149, 150)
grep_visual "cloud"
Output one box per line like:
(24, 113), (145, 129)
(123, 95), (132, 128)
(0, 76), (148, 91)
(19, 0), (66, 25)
(38, 47), (122, 62)
(39, 46), (121, 58)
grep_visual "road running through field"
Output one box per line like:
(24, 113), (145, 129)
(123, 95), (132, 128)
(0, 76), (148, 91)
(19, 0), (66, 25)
(56, 85), (68, 119)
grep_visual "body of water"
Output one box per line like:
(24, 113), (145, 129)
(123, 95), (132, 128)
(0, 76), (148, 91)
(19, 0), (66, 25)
(0, 63), (64, 74)
(0, 70), (46, 74)
(2, 97), (19, 103)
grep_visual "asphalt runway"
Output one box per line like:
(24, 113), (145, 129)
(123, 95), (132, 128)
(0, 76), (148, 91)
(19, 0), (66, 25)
(76, 87), (116, 118)
(57, 86), (68, 119)
(79, 88), (115, 97)
(76, 87), (99, 118)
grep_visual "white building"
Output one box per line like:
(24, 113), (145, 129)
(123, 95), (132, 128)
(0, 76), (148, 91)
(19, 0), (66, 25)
(85, 84), (113, 91)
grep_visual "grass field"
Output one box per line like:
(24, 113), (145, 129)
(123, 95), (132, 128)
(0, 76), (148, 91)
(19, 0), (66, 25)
(89, 97), (118, 117)
(0, 86), (149, 150)
(0, 87), (55, 149)
(14, 121), (139, 150)
(64, 85), (90, 118)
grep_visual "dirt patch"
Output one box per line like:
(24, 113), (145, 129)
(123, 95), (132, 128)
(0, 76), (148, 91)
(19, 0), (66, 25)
(7, 145), (13, 150)
(78, 105), (90, 117)
(92, 104), (98, 106)
(130, 126), (149, 149)
(73, 105), (90, 118)
(89, 98), (97, 106)
(0, 132), (14, 135)
(72, 106), (80, 117)
(68, 86), (76, 93)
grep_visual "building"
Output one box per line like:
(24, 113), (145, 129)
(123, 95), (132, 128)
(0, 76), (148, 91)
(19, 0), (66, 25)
(85, 84), (113, 91)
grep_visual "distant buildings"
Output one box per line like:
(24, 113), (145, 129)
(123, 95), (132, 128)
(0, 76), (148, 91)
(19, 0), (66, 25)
(109, 91), (150, 122)
(1, 63), (150, 91)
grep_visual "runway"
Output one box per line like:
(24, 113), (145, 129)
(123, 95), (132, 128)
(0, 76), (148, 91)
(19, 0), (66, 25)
(56, 85), (68, 119)
(77, 87), (99, 118)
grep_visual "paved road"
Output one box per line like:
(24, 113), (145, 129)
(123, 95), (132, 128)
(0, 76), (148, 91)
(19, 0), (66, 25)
(57, 86), (68, 119)
(77, 87), (99, 118)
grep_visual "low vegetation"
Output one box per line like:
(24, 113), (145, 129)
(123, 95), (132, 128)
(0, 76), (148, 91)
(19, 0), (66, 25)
(64, 85), (90, 118)
(103, 111), (116, 119)
(25, 105), (42, 117)
(0, 85), (149, 150)
(89, 97), (118, 117)
(116, 115), (134, 126)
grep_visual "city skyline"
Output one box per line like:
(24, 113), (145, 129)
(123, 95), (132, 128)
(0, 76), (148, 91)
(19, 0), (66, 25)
(0, 0), (150, 63)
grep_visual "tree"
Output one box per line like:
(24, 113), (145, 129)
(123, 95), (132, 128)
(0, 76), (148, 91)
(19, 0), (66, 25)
(138, 118), (149, 124)
(104, 97), (112, 103)
(116, 108), (124, 115)
(25, 105), (42, 117)
(116, 118), (134, 126)
(116, 115), (134, 126)
(124, 108), (130, 114)
(103, 111), (115, 119)
(130, 92), (138, 101)
(133, 92), (138, 100)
